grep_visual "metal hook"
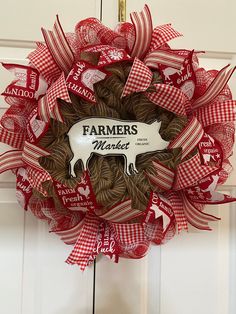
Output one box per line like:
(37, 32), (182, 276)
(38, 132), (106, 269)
(118, 0), (126, 22)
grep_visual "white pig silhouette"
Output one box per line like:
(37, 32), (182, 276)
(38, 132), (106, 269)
(68, 118), (168, 176)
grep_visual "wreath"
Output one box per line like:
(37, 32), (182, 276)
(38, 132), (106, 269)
(0, 5), (236, 270)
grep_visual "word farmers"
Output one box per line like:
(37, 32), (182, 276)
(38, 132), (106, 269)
(83, 124), (138, 136)
(67, 118), (168, 176)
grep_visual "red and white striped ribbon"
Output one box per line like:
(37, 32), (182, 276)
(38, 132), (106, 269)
(55, 220), (84, 245)
(192, 65), (236, 109)
(144, 49), (185, 70)
(22, 141), (50, 170)
(168, 117), (204, 159)
(174, 152), (218, 190)
(0, 126), (25, 149)
(122, 58), (153, 97)
(145, 83), (188, 116)
(167, 191), (188, 232)
(112, 222), (146, 245)
(28, 42), (61, 85)
(146, 160), (174, 190)
(194, 100), (236, 126)
(181, 192), (219, 230)
(96, 199), (142, 223)
(66, 213), (100, 271)
(38, 73), (71, 122)
(41, 15), (74, 75)
(130, 4), (153, 59)
(149, 24), (182, 51)
(0, 150), (23, 174)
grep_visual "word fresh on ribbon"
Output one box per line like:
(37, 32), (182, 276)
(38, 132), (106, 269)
(54, 171), (98, 211)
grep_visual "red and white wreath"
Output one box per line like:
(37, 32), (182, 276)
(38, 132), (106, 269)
(0, 5), (236, 270)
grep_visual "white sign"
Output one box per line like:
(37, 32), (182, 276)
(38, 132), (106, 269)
(67, 118), (168, 176)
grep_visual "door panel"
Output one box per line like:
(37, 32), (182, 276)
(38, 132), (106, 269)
(0, 0), (102, 312)
(0, 189), (24, 314)
(21, 211), (94, 314)
(160, 199), (233, 314)
(102, 0), (236, 53)
(0, 0), (101, 42)
(95, 249), (161, 314)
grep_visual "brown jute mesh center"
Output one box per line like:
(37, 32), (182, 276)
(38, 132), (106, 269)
(38, 61), (187, 218)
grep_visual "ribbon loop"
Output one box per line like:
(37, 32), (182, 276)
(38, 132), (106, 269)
(146, 160), (175, 191)
(192, 65), (236, 109)
(168, 117), (204, 159)
(144, 49), (185, 70)
(95, 199), (142, 223)
(145, 83), (189, 116)
(28, 42), (61, 85)
(130, 5), (153, 59)
(174, 152), (218, 190)
(41, 15), (75, 75)
(194, 100), (236, 126)
(38, 73), (71, 122)
(149, 24), (182, 52)
(122, 57), (153, 97)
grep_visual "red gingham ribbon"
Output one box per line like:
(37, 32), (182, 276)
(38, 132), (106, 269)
(0, 150), (24, 174)
(0, 126), (25, 149)
(130, 5), (153, 59)
(181, 192), (219, 230)
(149, 24), (182, 51)
(168, 117), (204, 159)
(122, 58), (153, 97)
(146, 160), (174, 191)
(95, 199), (142, 223)
(192, 65), (236, 109)
(194, 100), (236, 126)
(27, 167), (51, 196)
(167, 191), (188, 232)
(66, 213), (100, 271)
(112, 222), (146, 245)
(145, 83), (189, 116)
(174, 152), (218, 190)
(41, 15), (74, 75)
(28, 42), (61, 85)
(144, 49), (185, 70)
(22, 141), (50, 170)
(38, 73), (71, 122)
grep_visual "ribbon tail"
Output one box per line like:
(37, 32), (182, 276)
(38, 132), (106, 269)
(66, 213), (100, 271)
(0, 150), (24, 174)
(167, 191), (188, 232)
(181, 192), (219, 230)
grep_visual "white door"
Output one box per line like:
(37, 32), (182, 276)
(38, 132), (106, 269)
(0, 1), (236, 314)
(0, 1), (101, 313)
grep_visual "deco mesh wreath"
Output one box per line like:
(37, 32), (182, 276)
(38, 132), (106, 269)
(1, 5), (236, 270)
